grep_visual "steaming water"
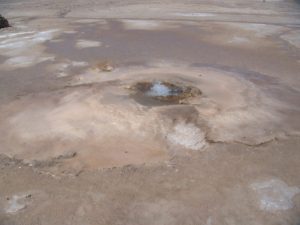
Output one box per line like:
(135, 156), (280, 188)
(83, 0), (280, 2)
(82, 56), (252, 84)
(146, 82), (182, 97)
(146, 82), (172, 97)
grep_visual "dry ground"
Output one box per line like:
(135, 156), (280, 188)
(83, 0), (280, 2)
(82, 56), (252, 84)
(0, 0), (300, 224)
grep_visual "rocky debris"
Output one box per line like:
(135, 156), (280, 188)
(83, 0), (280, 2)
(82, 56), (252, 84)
(29, 151), (77, 168)
(0, 155), (23, 169)
(0, 15), (9, 29)
(94, 61), (114, 72)
(56, 151), (77, 160)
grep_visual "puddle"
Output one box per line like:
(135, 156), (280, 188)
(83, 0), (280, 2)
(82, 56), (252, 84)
(130, 81), (201, 106)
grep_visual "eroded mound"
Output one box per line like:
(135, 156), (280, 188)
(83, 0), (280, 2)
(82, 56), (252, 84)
(0, 86), (170, 171)
(0, 64), (299, 173)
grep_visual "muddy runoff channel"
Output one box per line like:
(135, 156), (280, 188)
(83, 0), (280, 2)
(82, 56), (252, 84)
(0, 63), (297, 173)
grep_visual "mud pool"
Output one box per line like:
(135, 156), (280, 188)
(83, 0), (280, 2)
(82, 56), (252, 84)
(130, 81), (201, 105)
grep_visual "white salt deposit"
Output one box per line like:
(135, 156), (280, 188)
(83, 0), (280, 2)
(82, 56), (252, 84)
(281, 30), (300, 48)
(50, 61), (88, 77)
(175, 13), (215, 17)
(228, 23), (284, 38)
(0, 29), (58, 51)
(0, 31), (35, 39)
(71, 61), (89, 67)
(121, 20), (165, 30)
(0, 29), (59, 69)
(4, 55), (54, 68)
(251, 178), (300, 211)
(5, 195), (27, 214)
(167, 122), (206, 150)
(228, 36), (250, 44)
(75, 39), (102, 49)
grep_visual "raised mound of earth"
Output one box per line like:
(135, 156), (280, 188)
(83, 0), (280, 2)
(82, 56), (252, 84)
(0, 64), (298, 172)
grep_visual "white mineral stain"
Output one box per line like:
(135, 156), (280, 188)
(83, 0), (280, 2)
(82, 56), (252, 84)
(4, 55), (54, 68)
(122, 20), (160, 30)
(121, 19), (177, 30)
(227, 23), (285, 38)
(0, 31), (35, 39)
(167, 122), (206, 150)
(281, 30), (300, 48)
(228, 36), (250, 44)
(71, 61), (89, 67)
(5, 195), (28, 214)
(0, 29), (59, 69)
(175, 12), (215, 17)
(75, 39), (102, 49)
(64, 30), (77, 34)
(75, 19), (102, 23)
(251, 178), (300, 211)
(49, 60), (88, 77)
(50, 39), (64, 43)
(0, 29), (59, 52)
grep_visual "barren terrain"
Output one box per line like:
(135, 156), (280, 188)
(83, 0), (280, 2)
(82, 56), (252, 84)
(0, 0), (300, 224)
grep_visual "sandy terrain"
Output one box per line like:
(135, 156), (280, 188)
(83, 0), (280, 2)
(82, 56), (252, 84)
(0, 0), (300, 224)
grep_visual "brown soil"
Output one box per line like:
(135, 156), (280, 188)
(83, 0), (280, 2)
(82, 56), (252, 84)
(0, 1), (300, 225)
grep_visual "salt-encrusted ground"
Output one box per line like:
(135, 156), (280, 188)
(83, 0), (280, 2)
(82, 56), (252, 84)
(0, 0), (300, 224)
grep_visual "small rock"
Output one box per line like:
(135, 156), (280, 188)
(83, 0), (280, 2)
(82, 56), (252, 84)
(0, 15), (10, 29)
(26, 194), (32, 198)
(94, 61), (114, 72)
(102, 64), (114, 72)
